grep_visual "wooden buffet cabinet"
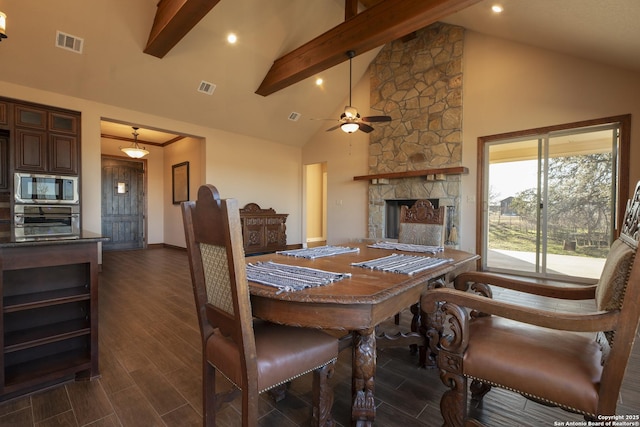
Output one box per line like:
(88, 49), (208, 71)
(239, 203), (288, 255)
(0, 236), (102, 401)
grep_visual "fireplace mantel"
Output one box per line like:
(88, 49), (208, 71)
(353, 166), (468, 182)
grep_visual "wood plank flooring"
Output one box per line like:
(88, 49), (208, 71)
(0, 247), (638, 426)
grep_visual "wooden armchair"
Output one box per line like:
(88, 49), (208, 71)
(182, 185), (338, 427)
(421, 181), (640, 426)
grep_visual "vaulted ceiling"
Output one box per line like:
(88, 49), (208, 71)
(1, 0), (639, 147)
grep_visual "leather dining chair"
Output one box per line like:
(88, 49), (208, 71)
(421, 180), (640, 426)
(181, 184), (339, 427)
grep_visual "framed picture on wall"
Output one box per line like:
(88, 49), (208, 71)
(172, 161), (189, 204)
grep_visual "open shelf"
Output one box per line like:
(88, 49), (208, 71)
(3, 286), (90, 312)
(353, 166), (469, 181)
(0, 240), (99, 400)
(4, 319), (91, 352)
(3, 348), (91, 392)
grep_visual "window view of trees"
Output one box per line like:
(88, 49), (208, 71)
(492, 153), (612, 260)
(480, 115), (629, 281)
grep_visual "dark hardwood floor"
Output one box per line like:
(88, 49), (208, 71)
(0, 247), (638, 426)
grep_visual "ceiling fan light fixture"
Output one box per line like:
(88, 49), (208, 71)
(120, 127), (149, 158)
(341, 122), (359, 133)
(344, 106), (358, 119)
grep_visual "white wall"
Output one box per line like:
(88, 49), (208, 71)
(0, 81), (304, 247)
(302, 76), (370, 245)
(459, 31), (640, 253)
(163, 136), (205, 247)
(304, 30), (640, 252)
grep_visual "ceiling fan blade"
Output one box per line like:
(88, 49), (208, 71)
(326, 124), (342, 132)
(358, 122), (374, 133)
(361, 115), (392, 123)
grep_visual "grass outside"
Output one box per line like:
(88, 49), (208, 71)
(488, 214), (609, 258)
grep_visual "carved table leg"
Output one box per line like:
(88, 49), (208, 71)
(352, 329), (376, 426)
(409, 302), (421, 355)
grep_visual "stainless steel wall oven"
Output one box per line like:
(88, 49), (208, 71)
(14, 204), (80, 240)
(13, 173), (80, 240)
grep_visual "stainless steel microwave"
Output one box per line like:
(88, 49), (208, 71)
(14, 173), (79, 204)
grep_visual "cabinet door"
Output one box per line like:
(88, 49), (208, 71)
(15, 105), (47, 130)
(0, 102), (8, 127)
(49, 111), (78, 135)
(242, 217), (266, 253)
(265, 218), (286, 247)
(49, 133), (78, 175)
(15, 129), (47, 172)
(0, 132), (8, 191)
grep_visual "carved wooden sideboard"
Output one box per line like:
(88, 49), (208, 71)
(239, 203), (288, 255)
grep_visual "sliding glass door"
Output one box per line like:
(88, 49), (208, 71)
(481, 120), (625, 281)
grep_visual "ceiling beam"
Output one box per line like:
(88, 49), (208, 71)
(255, 0), (481, 96)
(144, 0), (221, 58)
(345, 0), (359, 20)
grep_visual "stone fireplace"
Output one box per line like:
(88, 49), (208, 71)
(365, 23), (464, 245)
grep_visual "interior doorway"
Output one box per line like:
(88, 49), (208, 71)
(101, 156), (145, 251)
(305, 162), (327, 245)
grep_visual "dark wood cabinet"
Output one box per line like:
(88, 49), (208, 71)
(0, 102), (8, 128)
(0, 133), (7, 192)
(49, 133), (78, 175)
(12, 101), (80, 175)
(14, 128), (47, 172)
(0, 240), (99, 401)
(240, 203), (288, 255)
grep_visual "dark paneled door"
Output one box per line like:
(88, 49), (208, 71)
(101, 157), (145, 251)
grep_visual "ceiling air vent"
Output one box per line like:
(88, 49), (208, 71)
(56, 31), (84, 54)
(197, 81), (216, 95)
(288, 112), (302, 122)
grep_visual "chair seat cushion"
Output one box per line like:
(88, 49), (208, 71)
(206, 320), (338, 393)
(464, 317), (603, 415)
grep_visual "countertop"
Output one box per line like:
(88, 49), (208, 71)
(0, 230), (108, 248)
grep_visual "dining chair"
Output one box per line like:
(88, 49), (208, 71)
(398, 199), (447, 247)
(394, 200), (447, 330)
(181, 184), (339, 427)
(421, 180), (640, 426)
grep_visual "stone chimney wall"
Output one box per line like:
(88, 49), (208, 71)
(367, 22), (464, 241)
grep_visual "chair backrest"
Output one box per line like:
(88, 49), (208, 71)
(181, 184), (258, 388)
(597, 181), (640, 412)
(398, 199), (447, 246)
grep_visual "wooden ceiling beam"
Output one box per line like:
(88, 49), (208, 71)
(144, 0), (221, 58)
(255, 0), (481, 96)
(345, 0), (359, 21)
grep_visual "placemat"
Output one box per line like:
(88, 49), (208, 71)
(246, 261), (351, 293)
(368, 241), (444, 254)
(277, 245), (360, 259)
(352, 253), (452, 275)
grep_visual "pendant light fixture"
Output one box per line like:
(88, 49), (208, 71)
(120, 127), (149, 158)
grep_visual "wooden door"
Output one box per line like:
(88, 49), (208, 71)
(101, 157), (145, 251)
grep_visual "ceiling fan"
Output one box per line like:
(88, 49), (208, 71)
(326, 50), (392, 134)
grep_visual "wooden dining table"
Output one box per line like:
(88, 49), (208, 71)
(247, 242), (479, 426)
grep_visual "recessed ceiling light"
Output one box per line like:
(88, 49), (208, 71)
(491, 4), (504, 13)
(227, 33), (237, 44)
(315, 78), (323, 86)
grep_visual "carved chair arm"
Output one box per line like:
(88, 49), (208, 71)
(421, 287), (619, 333)
(454, 271), (597, 300)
